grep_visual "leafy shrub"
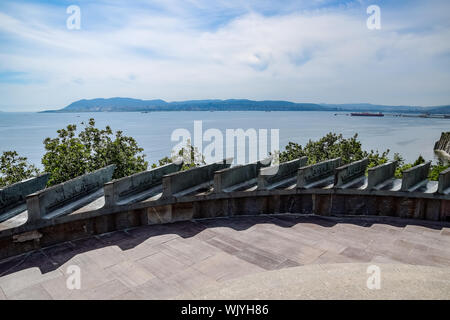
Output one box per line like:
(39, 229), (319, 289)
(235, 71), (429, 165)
(0, 151), (40, 187)
(42, 118), (148, 186)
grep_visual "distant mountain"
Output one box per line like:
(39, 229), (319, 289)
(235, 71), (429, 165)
(427, 105), (450, 114)
(319, 103), (424, 113)
(41, 98), (450, 114)
(42, 98), (330, 112)
(57, 98), (167, 112)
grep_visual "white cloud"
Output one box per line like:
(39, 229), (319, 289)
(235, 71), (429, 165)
(0, 0), (449, 111)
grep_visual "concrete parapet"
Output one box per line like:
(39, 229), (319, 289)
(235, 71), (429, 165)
(214, 157), (272, 193)
(367, 161), (397, 190)
(401, 161), (431, 192)
(334, 158), (369, 189)
(161, 158), (232, 198)
(0, 174), (50, 223)
(26, 165), (115, 222)
(1, 188), (449, 261)
(104, 161), (183, 207)
(258, 157), (308, 190)
(297, 158), (341, 189)
(437, 167), (450, 195)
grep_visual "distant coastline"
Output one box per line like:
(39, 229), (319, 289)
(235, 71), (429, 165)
(39, 97), (450, 114)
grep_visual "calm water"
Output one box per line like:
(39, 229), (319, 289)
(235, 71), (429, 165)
(0, 111), (448, 169)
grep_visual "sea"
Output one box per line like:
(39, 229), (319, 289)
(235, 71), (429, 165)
(0, 111), (448, 169)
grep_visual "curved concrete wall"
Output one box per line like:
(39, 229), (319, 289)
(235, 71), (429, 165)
(161, 158), (233, 198)
(297, 158), (341, 189)
(104, 161), (183, 206)
(438, 167), (450, 195)
(214, 157), (272, 193)
(26, 165), (115, 222)
(367, 161), (397, 190)
(0, 157), (449, 260)
(401, 161), (431, 192)
(0, 174), (49, 222)
(258, 157), (308, 190)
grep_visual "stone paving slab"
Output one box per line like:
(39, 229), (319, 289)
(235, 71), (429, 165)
(177, 263), (450, 300)
(1, 215), (450, 299)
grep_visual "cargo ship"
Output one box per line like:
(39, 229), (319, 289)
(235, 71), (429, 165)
(350, 112), (384, 117)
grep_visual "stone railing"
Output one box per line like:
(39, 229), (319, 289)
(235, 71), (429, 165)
(0, 157), (449, 260)
(26, 165), (115, 222)
(161, 158), (233, 198)
(104, 161), (183, 207)
(438, 167), (450, 195)
(214, 157), (272, 193)
(400, 161), (431, 192)
(258, 157), (308, 190)
(334, 158), (369, 189)
(0, 174), (49, 223)
(297, 158), (341, 189)
(367, 161), (397, 190)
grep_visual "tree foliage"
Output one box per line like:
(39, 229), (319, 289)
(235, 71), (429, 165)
(2, 126), (449, 188)
(429, 160), (450, 181)
(152, 139), (205, 171)
(0, 151), (40, 188)
(279, 133), (389, 169)
(278, 133), (448, 180)
(42, 118), (147, 186)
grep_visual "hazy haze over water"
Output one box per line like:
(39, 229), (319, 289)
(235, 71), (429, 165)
(0, 111), (448, 169)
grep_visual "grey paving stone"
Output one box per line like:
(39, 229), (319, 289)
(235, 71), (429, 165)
(2, 215), (450, 299)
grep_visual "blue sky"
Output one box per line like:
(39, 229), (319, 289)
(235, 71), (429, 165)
(0, 0), (449, 111)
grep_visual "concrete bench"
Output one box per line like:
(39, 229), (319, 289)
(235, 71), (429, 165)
(161, 158), (233, 198)
(258, 157), (308, 190)
(400, 161), (431, 192)
(367, 161), (397, 190)
(26, 165), (115, 222)
(297, 158), (341, 189)
(334, 158), (369, 189)
(0, 174), (50, 223)
(437, 167), (450, 195)
(104, 161), (183, 207)
(214, 157), (272, 193)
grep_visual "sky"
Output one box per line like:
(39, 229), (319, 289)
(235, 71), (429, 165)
(0, 0), (449, 111)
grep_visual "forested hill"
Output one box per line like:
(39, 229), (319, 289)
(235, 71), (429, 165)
(41, 97), (450, 114)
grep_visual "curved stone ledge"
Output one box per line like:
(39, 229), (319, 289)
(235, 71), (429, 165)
(26, 165), (115, 222)
(438, 167), (450, 195)
(0, 174), (49, 223)
(0, 186), (448, 260)
(1, 156), (449, 260)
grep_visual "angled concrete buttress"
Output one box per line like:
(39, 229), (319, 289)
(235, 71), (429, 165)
(334, 158), (369, 189)
(26, 165), (115, 222)
(401, 161), (431, 192)
(214, 157), (272, 193)
(367, 161), (397, 190)
(258, 157), (308, 190)
(0, 174), (50, 223)
(297, 158), (341, 189)
(161, 158), (233, 198)
(437, 167), (450, 195)
(104, 160), (183, 207)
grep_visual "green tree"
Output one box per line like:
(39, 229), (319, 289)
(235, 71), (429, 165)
(42, 118), (148, 186)
(279, 132), (390, 169)
(152, 139), (205, 171)
(394, 154), (426, 178)
(429, 159), (450, 181)
(0, 151), (40, 187)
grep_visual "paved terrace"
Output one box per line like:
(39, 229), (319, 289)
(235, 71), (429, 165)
(1, 215), (450, 299)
